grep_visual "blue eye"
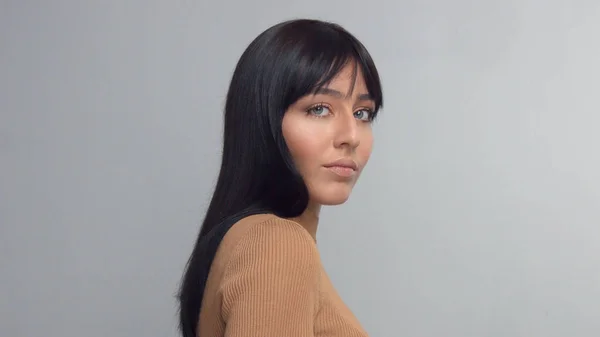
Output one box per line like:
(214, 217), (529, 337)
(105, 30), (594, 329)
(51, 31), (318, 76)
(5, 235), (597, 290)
(354, 109), (372, 121)
(307, 104), (331, 117)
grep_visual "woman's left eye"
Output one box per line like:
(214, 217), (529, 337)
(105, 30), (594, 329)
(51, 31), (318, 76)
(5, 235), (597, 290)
(354, 109), (372, 121)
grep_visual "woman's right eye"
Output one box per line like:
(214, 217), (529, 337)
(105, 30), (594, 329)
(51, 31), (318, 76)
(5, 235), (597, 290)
(307, 104), (331, 117)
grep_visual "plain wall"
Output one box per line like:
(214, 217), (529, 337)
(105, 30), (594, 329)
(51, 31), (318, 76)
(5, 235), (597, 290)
(1, 1), (599, 336)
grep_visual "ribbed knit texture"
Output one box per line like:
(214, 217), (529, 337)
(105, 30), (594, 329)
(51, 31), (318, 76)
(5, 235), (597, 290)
(197, 213), (369, 337)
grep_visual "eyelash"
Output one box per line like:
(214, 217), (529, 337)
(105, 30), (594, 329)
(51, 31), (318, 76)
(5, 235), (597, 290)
(306, 103), (375, 122)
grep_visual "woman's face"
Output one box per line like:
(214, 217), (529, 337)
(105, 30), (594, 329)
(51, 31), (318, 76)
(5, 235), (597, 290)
(282, 63), (376, 206)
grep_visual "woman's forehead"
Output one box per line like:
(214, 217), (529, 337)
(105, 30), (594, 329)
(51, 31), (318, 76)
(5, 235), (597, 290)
(324, 64), (368, 98)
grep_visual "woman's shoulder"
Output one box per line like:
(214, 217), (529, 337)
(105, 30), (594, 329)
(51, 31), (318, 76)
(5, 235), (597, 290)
(223, 213), (317, 252)
(212, 213), (320, 274)
(216, 214), (323, 329)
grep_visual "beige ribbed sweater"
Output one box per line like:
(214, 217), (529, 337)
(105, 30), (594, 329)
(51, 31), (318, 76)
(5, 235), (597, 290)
(197, 213), (369, 337)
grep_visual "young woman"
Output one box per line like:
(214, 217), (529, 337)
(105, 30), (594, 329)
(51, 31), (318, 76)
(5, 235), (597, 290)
(178, 18), (383, 337)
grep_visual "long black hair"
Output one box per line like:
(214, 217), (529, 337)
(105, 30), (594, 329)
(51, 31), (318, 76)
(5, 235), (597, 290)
(177, 18), (383, 337)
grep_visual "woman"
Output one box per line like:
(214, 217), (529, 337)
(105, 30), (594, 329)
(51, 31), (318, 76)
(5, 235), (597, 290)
(178, 18), (383, 337)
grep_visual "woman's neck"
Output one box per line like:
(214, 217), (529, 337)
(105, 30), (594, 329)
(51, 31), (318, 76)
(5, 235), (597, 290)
(289, 202), (320, 241)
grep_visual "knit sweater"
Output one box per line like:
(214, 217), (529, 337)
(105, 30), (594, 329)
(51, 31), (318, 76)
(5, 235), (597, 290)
(197, 213), (369, 337)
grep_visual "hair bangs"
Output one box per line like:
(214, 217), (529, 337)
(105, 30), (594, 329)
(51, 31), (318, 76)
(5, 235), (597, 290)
(276, 23), (383, 118)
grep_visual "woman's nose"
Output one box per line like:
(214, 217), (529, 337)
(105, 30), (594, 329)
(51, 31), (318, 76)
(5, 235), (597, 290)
(333, 112), (360, 149)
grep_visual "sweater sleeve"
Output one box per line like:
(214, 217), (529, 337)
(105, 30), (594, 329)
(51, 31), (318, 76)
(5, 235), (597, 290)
(220, 218), (321, 337)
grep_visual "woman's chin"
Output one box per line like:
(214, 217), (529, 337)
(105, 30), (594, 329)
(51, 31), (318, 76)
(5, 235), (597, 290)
(310, 186), (353, 206)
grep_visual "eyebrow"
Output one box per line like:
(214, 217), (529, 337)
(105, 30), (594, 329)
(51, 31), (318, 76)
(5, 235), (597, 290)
(312, 87), (373, 102)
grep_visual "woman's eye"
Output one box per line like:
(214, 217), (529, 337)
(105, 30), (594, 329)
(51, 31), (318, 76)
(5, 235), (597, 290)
(308, 105), (331, 117)
(354, 109), (372, 121)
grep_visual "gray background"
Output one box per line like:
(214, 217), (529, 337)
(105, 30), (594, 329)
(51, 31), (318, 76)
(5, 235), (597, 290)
(1, 1), (599, 336)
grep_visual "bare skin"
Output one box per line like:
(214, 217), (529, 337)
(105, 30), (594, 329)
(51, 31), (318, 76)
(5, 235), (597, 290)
(283, 61), (376, 234)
